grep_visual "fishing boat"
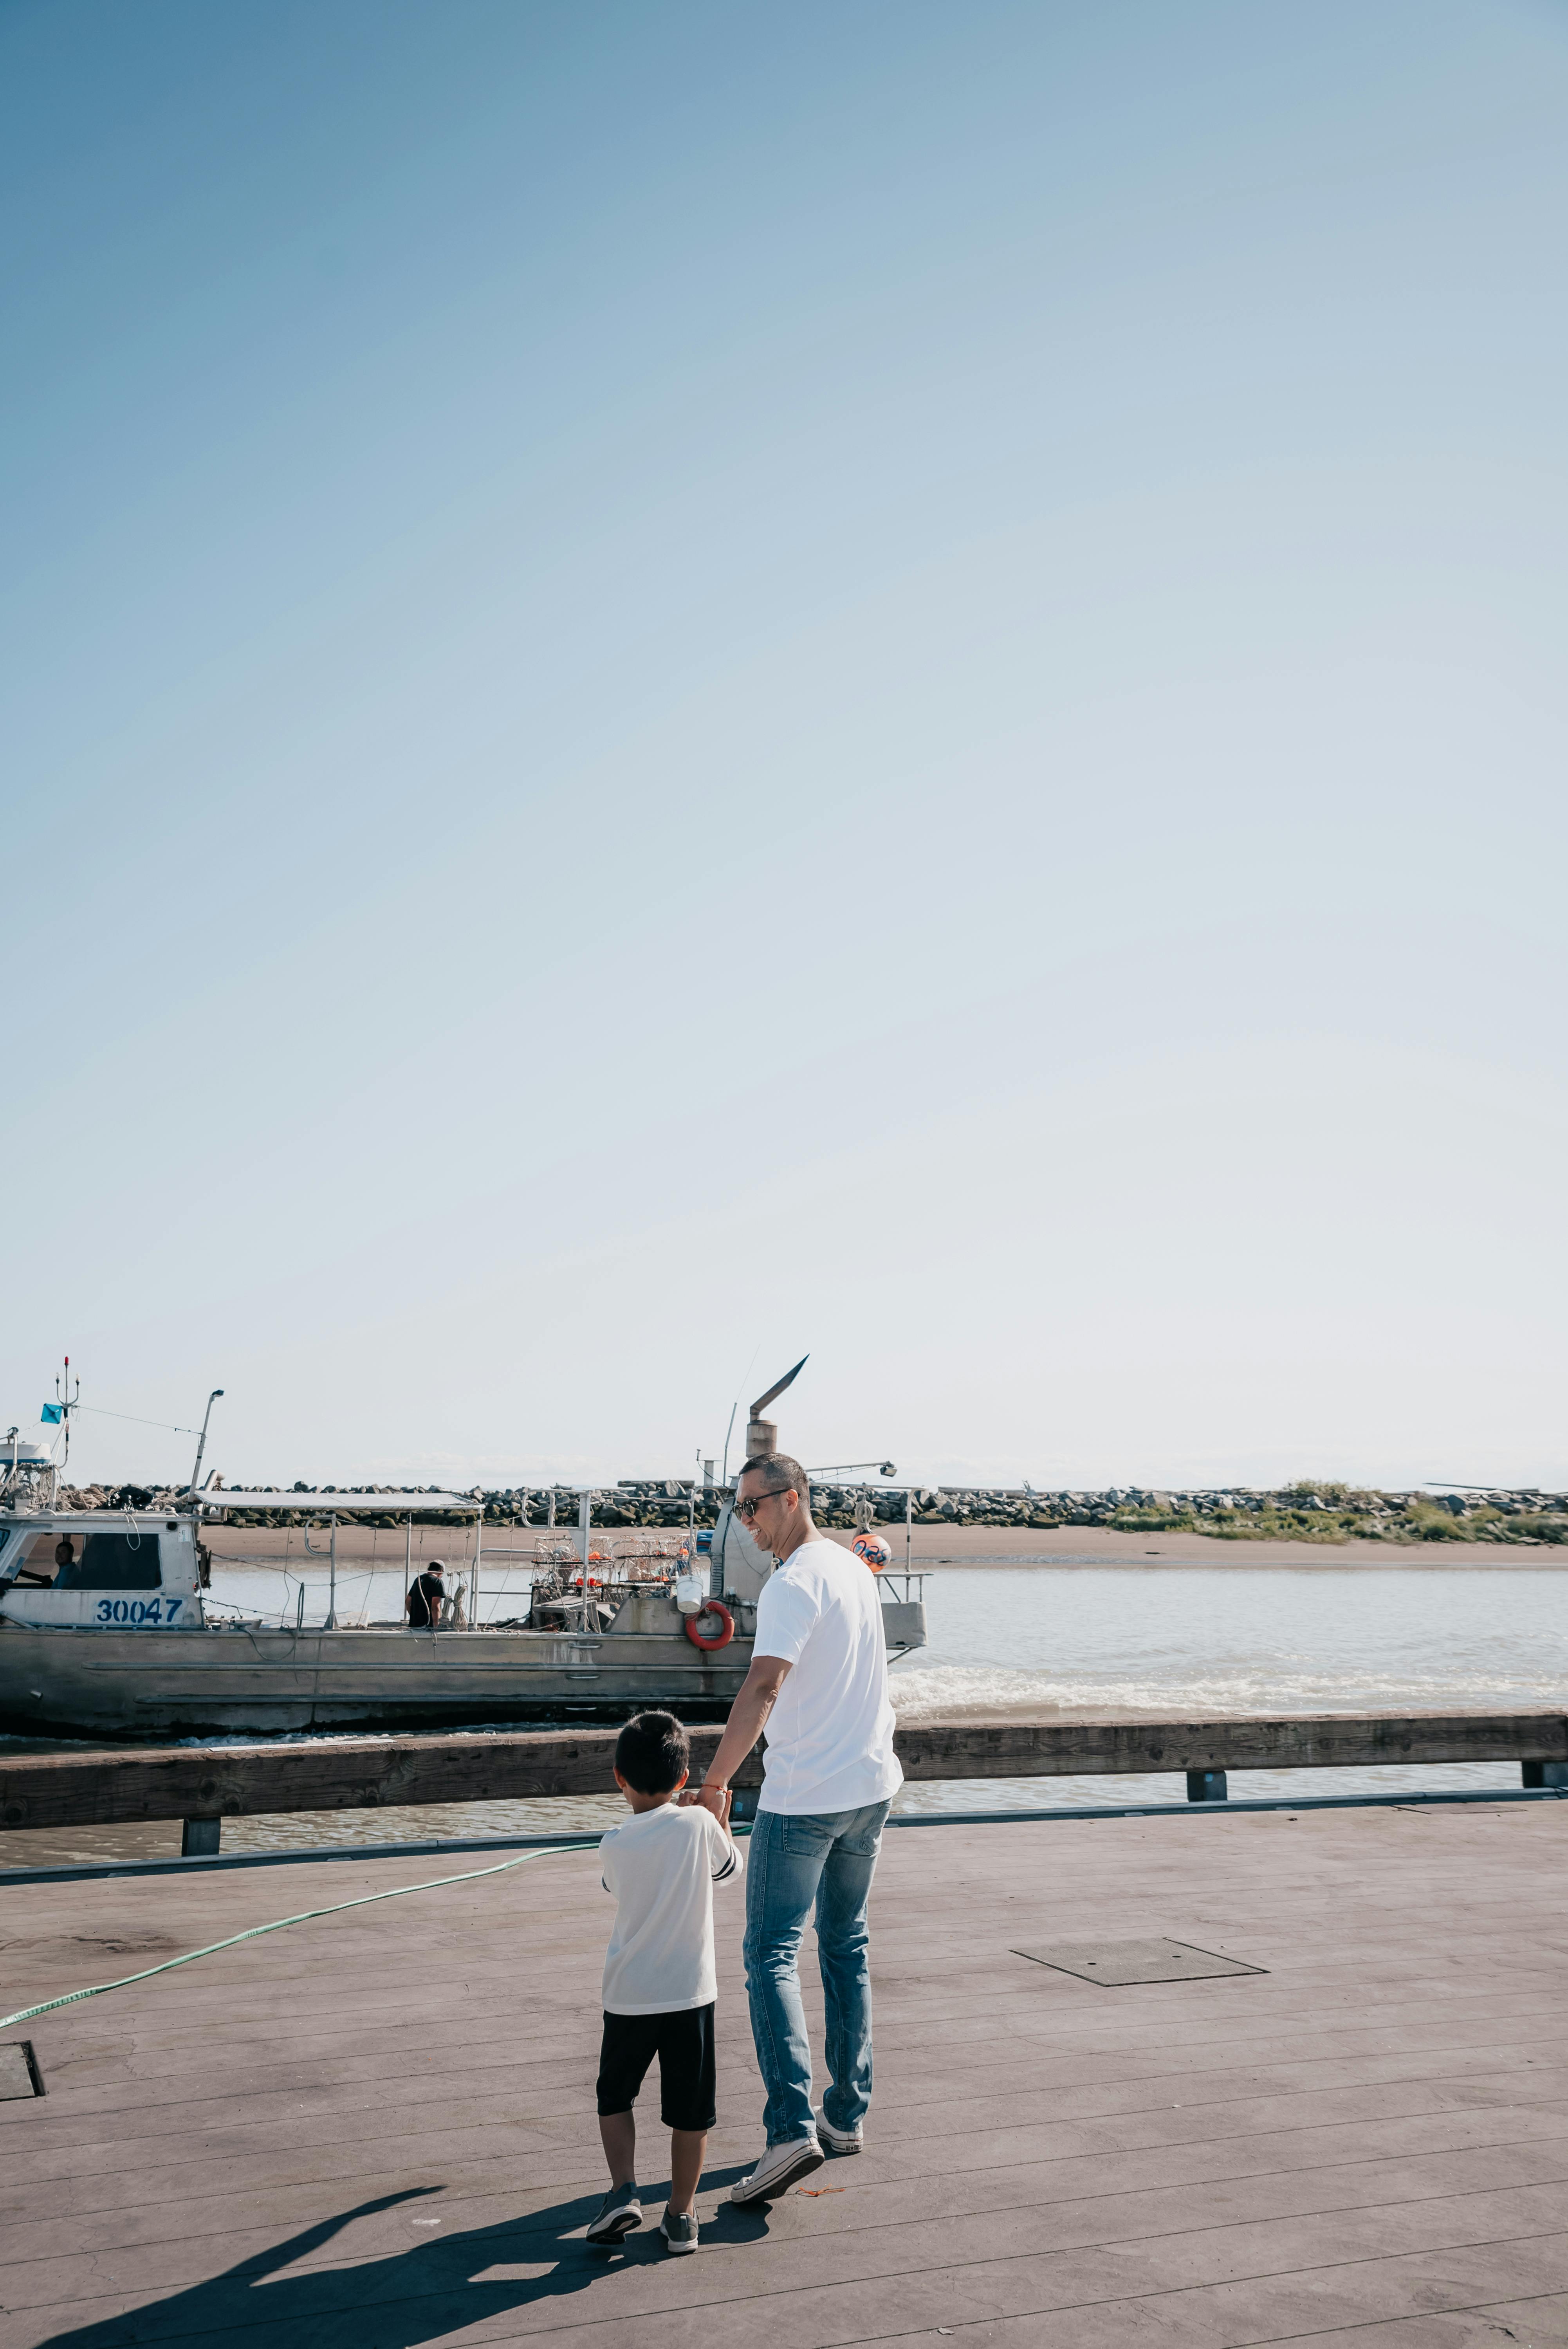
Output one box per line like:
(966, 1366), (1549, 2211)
(0, 1364), (927, 1736)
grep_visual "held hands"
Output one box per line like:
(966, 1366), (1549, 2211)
(679, 1782), (732, 1828)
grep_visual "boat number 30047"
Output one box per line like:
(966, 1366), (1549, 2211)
(94, 1597), (186, 1626)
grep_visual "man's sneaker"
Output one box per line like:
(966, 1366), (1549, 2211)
(585, 2183), (642, 2244)
(729, 2135), (825, 2204)
(818, 2115), (863, 2155)
(660, 2208), (698, 2254)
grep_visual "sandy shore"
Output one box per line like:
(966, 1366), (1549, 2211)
(828, 1526), (1563, 1569)
(198, 1524), (1562, 1571)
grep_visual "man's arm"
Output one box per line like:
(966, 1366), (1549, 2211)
(686, 1655), (792, 1822)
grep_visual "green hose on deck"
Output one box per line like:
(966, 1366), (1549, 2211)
(0, 1842), (585, 2034)
(1, 1812), (756, 2036)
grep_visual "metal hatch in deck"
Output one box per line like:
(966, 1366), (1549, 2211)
(1013, 1937), (1267, 1985)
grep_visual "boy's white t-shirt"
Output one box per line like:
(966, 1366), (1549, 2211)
(753, 1536), (904, 1815)
(598, 1801), (743, 2015)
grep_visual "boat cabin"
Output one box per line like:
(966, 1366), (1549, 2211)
(0, 1513), (203, 1629)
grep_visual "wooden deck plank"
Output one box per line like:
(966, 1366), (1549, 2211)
(4, 1803), (1568, 2347)
(1230, 2307), (1568, 2348)
(21, 2025), (1568, 2152)
(10, 2141), (1568, 2316)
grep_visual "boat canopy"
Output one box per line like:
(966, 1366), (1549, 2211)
(197, 1491), (478, 1512)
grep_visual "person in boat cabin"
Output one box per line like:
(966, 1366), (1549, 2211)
(587, 1710), (743, 2257)
(683, 1450), (902, 2205)
(405, 1559), (447, 1629)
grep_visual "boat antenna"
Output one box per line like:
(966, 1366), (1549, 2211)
(718, 1342), (761, 1487)
(188, 1390), (225, 1500)
(51, 1356), (80, 1476)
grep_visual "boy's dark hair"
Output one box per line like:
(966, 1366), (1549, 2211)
(615, 1709), (690, 1795)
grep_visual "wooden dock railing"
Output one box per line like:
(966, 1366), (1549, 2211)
(3, 1713), (1567, 1853)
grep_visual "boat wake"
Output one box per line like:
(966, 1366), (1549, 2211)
(888, 1662), (1568, 1720)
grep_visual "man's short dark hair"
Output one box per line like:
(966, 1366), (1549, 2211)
(736, 1452), (810, 1504)
(615, 1709), (690, 1795)
(425, 1561), (445, 1576)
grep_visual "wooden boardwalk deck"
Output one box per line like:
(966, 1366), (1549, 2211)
(4, 1801), (1568, 2347)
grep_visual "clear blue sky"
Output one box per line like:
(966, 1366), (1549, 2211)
(4, 0), (1565, 1492)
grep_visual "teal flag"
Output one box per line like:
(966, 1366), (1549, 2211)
(40, 1404), (62, 1424)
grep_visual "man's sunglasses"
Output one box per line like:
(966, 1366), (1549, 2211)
(735, 1488), (794, 1523)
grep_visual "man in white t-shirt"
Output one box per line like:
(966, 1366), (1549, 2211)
(686, 1452), (902, 2205)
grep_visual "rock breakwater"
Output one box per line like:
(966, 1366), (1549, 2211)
(51, 1477), (1568, 1544)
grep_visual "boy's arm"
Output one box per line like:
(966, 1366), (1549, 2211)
(706, 1808), (744, 1884)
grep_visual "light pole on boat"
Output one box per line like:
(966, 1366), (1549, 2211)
(186, 1390), (224, 1500)
(579, 1488), (594, 1634)
(302, 1510), (337, 1628)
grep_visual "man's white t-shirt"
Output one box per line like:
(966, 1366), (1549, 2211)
(599, 1801), (743, 2015)
(753, 1536), (903, 1815)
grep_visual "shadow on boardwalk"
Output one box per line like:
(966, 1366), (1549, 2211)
(43, 2178), (768, 2348)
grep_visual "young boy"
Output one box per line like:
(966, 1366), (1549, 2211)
(587, 1710), (743, 2255)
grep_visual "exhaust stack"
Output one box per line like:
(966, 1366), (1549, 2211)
(745, 1355), (808, 1461)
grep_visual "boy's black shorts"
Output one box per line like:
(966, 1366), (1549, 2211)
(596, 2002), (716, 2132)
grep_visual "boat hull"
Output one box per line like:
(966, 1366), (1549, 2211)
(0, 1604), (927, 1735)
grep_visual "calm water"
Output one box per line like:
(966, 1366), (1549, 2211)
(888, 1564), (1568, 1817)
(902, 1565), (1568, 1718)
(7, 1565), (1563, 1865)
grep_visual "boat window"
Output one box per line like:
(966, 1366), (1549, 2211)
(3, 1530), (165, 1591)
(54, 1533), (162, 1591)
(4, 1530), (72, 1587)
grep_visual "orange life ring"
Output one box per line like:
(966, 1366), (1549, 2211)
(685, 1598), (735, 1651)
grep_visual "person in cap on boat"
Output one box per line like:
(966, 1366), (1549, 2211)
(684, 1451), (902, 2206)
(406, 1559), (446, 1630)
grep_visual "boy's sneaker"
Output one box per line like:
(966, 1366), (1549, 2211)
(729, 2135), (825, 2204)
(818, 2115), (863, 2155)
(586, 2183), (642, 2244)
(660, 2208), (698, 2254)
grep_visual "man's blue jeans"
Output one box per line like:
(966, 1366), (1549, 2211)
(742, 1800), (891, 2145)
